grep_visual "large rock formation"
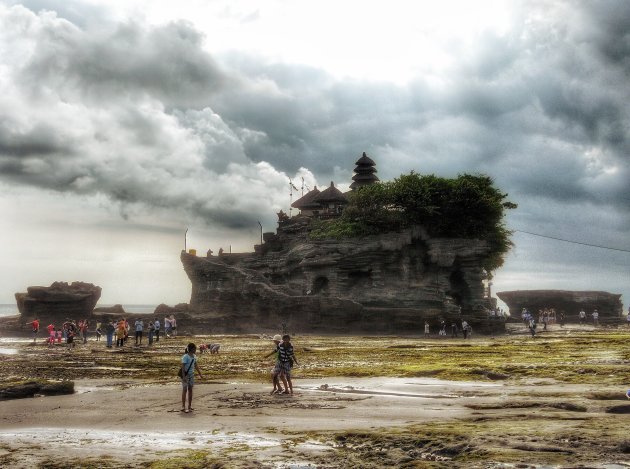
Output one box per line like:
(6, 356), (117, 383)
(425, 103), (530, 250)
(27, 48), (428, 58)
(15, 281), (101, 320)
(182, 218), (497, 334)
(497, 290), (623, 323)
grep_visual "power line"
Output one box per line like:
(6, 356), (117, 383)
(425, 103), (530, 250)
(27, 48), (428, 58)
(515, 229), (630, 254)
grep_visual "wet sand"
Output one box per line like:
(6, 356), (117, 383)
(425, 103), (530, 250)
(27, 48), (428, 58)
(1, 376), (629, 468)
(1, 328), (630, 467)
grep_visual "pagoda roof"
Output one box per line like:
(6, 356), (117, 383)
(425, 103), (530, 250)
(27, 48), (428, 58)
(313, 182), (348, 204)
(355, 152), (376, 166)
(291, 186), (321, 209)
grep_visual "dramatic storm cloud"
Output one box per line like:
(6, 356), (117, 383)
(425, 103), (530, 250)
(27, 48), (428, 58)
(0, 0), (629, 305)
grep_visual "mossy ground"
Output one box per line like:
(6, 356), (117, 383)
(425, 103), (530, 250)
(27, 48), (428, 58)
(2, 326), (629, 468)
(2, 327), (628, 385)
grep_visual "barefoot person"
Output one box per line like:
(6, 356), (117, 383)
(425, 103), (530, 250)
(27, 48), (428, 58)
(180, 343), (203, 413)
(264, 335), (284, 394)
(278, 335), (299, 395)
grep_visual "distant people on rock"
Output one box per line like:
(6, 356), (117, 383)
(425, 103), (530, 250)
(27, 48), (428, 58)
(559, 311), (565, 327)
(592, 310), (599, 327)
(424, 321), (430, 338)
(439, 320), (446, 336)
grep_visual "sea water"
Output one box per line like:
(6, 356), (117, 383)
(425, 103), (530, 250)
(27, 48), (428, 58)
(0, 304), (158, 317)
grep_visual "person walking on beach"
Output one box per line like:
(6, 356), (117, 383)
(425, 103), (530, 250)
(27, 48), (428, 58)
(592, 309), (599, 327)
(27, 318), (40, 344)
(81, 320), (89, 344)
(116, 319), (126, 347)
(170, 315), (177, 337)
(147, 320), (155, 345)
(462, 320), (470, 339)
(164, 317), (172, 338)
(424, 321), (430, 338)
(278, 335), (299, 395)
(134, 319), (144, 346)
(95, 322), (102, 342)
(528, 317), (537, 337)
(579, 309), (586, 325)
(105, 320), (115, 348)
(180, 343), (203, 413)
(46, 323), (55, 346)
(264, 334), (285, 394)
(154, 318), (160, 342)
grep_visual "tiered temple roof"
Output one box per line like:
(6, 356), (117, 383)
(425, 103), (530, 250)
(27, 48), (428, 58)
(350, 152), (379, 190)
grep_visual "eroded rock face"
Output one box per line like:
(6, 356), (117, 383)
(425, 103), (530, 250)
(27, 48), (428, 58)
(497, 290), (623, 323)
(15, 282), (101, 319)
(182, 223), (495, 334)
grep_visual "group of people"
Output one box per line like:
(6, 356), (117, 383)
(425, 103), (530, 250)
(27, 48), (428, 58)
(426, 319), (473, 339)
(27, 318), (90, 348)
(578, 309), (599, 326)
(26, 315), (179, 349)
(178, 335), (299, 414)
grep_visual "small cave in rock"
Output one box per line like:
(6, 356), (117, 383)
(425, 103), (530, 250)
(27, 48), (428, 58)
(347, 270), (372, 289)
(312, 276), (329, 295)
(448, 267), (470, 309)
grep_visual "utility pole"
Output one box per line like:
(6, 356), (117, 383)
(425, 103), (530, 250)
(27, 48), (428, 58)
(184, 228), (188, 252)
(257, 221), (262, 245)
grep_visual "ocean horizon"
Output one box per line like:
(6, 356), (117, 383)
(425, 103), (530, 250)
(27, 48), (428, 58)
(0, 304), (158, 317)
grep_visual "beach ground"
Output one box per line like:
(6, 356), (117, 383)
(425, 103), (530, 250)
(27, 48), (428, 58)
(1, 324), (629, 468)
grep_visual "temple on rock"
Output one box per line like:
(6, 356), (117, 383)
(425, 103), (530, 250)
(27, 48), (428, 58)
(181, 152), (498, 334)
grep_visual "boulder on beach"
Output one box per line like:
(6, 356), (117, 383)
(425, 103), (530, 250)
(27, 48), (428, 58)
(15, 282), (101, 319)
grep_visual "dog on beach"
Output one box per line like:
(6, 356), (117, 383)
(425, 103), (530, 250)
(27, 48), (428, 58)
(199, 343), (220, 354)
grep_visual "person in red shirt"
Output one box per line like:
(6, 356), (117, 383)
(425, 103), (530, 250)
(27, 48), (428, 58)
(27, 318), (40, 344)
(46, 323), (55, 346)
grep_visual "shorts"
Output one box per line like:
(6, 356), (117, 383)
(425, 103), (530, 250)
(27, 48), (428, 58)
(272, 363), (282, 375)
(181, 375), (194, 388)
(279, 361), (292, 378)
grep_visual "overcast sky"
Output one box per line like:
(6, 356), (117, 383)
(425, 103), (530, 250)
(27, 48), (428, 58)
(1, 0), (628, 311)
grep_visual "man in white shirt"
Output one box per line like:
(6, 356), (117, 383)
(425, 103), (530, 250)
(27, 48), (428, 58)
(579, 309), (586, 325)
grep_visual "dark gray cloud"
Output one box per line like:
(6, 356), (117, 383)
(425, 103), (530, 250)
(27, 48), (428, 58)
(1, 0), (630, 243)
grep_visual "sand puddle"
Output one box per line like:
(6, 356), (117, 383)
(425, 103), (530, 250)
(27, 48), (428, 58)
(0, 427), (280, 450)
(299, 377), (502, 399)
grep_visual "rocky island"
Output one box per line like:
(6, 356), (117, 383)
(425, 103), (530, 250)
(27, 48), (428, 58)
(182, 153), (512, 334)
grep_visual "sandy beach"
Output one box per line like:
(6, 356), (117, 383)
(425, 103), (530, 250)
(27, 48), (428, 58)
(1, 328), (630, 468)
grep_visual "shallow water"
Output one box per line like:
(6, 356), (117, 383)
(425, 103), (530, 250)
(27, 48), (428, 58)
(0, 427), (280, 450)
(0, 347), (18, 355)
